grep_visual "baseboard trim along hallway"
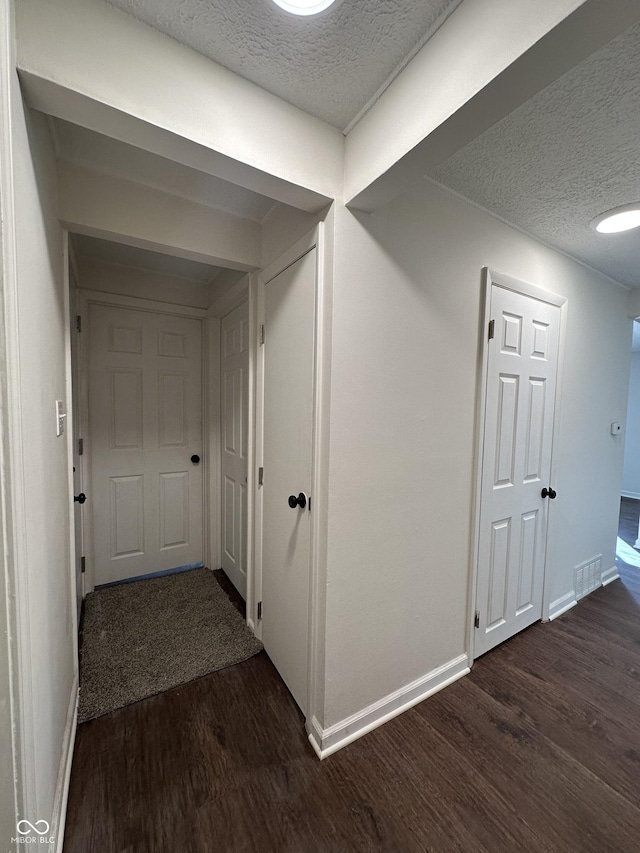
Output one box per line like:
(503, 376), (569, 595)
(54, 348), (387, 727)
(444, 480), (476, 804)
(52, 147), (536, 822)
(601, 565), (620, 586)
(548, 591), (578, 621)
(53, 676), (78, 853)
(308, 653), (470, 759)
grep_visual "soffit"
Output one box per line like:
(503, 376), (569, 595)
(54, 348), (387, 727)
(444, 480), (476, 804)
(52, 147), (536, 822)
(430, 21), (640, 288)
(106, 0), (462, 131)
(52, 118), (276, 222)
(71, 233), (223, 283)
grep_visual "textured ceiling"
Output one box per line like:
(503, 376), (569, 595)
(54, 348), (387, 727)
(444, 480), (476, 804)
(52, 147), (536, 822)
(71, 233), (223, 283)
(52, 118), (275, 222)
(106, 0), (462, 131)
(430, 21), (640, 288)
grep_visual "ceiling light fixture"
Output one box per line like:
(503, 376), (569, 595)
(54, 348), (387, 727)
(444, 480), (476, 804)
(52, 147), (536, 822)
(271, 0), (338, 16)
(591, 203), (640, 234)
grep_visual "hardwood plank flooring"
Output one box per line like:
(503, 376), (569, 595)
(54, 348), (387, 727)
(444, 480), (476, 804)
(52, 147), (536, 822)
(65, 542), (640, 852)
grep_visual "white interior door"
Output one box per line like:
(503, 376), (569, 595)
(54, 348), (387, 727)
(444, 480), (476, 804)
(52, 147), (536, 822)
(69, 279), (84, 622)
(220, 301), (249, 598)
(89, 304), (203, 586)
(475, 281), (562, 658)
(260, 248), (316, 713)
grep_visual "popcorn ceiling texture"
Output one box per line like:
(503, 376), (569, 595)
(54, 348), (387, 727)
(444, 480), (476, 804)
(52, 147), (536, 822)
(431, 21), (640, 288)
(107, 0), (462, 130)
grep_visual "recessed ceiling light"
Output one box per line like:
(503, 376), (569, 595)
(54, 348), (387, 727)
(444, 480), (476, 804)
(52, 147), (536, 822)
(271, 0), (338, 16)
(591, 203), (640, 234)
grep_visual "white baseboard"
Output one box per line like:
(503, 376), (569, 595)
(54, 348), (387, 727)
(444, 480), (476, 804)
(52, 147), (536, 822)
(548, 568), (619, 622)
(52, 676), (78, 853)
(621, 491), (640, 501)
(548, 590), (577, 621)
(307, 653), (470, 760)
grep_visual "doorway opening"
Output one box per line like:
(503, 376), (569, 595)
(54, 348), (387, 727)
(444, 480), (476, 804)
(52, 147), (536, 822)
(616, 318), (640, 601)
(67, 232), (262, 721)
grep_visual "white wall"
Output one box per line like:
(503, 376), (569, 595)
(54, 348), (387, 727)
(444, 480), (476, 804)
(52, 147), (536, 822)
(209, 269), (247, 313)
(8, 66), (77, 843)
(59, 162), (261, 272)
(0, 2), (19, 845)
(75, 255), (214, 310)
(628, 289), (640, 318)
(322, 181), (631, 730)
(622, 349), (640, 497)
(261, 203), (324, 269)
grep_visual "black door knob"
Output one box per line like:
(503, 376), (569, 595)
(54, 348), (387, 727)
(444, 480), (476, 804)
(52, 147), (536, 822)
(541, 487), (557, 500)
(288, 492), (307, 509)
(74, 493), (86, 504)
(191, 455), (200, 465)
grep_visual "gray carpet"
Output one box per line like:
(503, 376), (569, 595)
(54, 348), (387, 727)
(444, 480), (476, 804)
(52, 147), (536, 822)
(78, 568), (262, 722)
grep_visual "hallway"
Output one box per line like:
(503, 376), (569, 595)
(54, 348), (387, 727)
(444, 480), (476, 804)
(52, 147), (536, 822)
(617, 497), (640, 598)
(63, 568), (640, 851)
(3, 1), (640, 847)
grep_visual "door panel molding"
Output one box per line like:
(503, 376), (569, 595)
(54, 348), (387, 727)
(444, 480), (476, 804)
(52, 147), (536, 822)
(469, 268), (568, 662)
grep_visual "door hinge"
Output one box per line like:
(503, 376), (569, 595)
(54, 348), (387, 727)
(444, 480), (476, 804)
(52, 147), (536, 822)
(488, 319), (495, 340)
(78, 437), (84, 456)
(80, 556), (86, 574)
(257, 601), (262, 620)
(259, 324), (265, 345)
(258, 466), (264, 486)
(76, 315), (82, 333)
(474, 610), (480, 629)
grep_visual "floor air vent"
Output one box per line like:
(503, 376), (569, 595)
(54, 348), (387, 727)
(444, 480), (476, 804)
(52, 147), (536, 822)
(575, 555), (602, 600)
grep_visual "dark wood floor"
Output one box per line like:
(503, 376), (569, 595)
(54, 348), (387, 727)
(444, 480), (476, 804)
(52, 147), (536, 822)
(64, 525), (640, 852)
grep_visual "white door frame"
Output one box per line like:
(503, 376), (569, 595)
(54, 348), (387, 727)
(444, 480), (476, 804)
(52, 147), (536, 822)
(248, 218), (333, 733)
(468, 267), (567, 661)
(77, 289), (208, 592)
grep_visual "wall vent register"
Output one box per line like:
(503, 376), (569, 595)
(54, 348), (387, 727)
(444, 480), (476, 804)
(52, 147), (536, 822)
(574, 555), (602, 599)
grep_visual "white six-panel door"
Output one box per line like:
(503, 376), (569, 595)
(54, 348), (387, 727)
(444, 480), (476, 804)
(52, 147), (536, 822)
(220, 301), (249, 598)
(260, 248), (316, 714)
(89, 304), (203, 586)
(475, 280), (562, 658)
